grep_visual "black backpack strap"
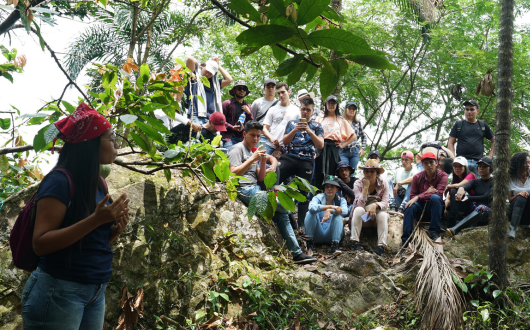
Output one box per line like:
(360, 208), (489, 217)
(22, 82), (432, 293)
(455, 120), (464, 138)
(54, 168), (76, 206)
(255, 100), (279, 123)
(477, 120), (486, 138)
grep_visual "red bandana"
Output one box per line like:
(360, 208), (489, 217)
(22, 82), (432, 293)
(52, 103), (111, 152)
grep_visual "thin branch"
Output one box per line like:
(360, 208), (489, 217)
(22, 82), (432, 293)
(0, 144), (61, 155)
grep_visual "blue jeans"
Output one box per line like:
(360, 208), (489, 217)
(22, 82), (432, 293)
(402, 194), (443, 244)
(237, 185), (302, 255)
(265, 144), (276, 155)
(223, 135), (243, 152)
(22, 267), (107, 330)
(339, 147), (360, 175)
(467, 158), (478, 176)
(305, 212), (344, 244)
(394, 185), (411, 209)
(387, 178), (396, 207)
(192, 116), (209, 125)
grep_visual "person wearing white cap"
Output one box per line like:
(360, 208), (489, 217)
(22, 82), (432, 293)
(444, 156), (477, 227)
(185, 56), (233, 125)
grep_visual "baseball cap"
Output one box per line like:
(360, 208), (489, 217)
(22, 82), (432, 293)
(204, 60), (218, 75)
(323, 175), (341, 188)
(463, 100), (479, 109)
(453, 156), (468, 167)
(477, 156), (493, 167)
(421, 152), (437, 161)
(345, 101), (357, 109)
(336, 161), (354, 174)
(297, 89), (315, 100)
(209, 112), (227, 132)
(325, 95), (338, 103)
(263, 78), (276, 87)
(368, 150), (381, 159)
(401, 150), (414, 160)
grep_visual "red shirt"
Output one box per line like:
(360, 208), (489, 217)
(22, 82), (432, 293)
(410, 169), (448, 202)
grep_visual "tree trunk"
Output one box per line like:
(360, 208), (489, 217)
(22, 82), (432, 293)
(489, 0), (514, 289)
(330, 0), (343, 98)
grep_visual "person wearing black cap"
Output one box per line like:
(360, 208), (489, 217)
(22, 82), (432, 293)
(222, 80), (253, 151)
(251, 78), (278, 140)
(446, 157), (494, 236)
(305, 175), (348, 255)
(341, 101), (367, 175)
(335, 161), (358, 216)
(279, 96), (324, 231)
(313, 95), (357, 190)
(448, 100), (495, 176)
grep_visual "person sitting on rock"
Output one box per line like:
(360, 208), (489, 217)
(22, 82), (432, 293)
(507, 152), (530, 239)
(444, 156), (477, 227)
(279, 96), (324, 231)
(350, 159), (389, 256)
(367, 150), (395, 209)
(305, 176), (348, 256)
(446, 157), (493, 236)
(392, 150), (418, 214)
(228, 120), (316, 264)
(335, 161), (357, 216)
(402, 152), (448, 245)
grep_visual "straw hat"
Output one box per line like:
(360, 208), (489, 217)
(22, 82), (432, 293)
(358, 159), (385, 174)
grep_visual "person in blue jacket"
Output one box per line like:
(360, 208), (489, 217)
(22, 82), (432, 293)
(305, 175), (348, 255)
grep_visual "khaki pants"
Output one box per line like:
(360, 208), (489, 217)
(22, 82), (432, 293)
(350, 206), (389, 246)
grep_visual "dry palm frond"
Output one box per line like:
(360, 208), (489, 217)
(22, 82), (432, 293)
(399, 227), (465, 330)
(476, 69), (495, 96)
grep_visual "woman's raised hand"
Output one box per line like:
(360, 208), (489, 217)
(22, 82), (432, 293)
(94, 193), (129, 225)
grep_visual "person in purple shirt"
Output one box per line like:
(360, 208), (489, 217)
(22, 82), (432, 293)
(401, 152), (448, 245)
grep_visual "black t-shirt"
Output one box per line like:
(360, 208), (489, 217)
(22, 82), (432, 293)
(449, 120), (494, 160)
(166, 123), (216, 145)
(233, 102), (243, 138)
(463, 177), (493, 206)
(337, 177), (358, 205)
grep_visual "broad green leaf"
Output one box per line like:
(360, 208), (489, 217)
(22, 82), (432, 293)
(140, 115), (171, 135)
(200, 76), (210, 88)
(346, 54), (398, 70)
(492, 290), (502, 299)
(30, 7), (60, 14)
(0, 155), (9, 172)
(264, 172), (277, 189)
(287, 60), (309, 86)
(271, 44), (287, 62)
(130, 131), (151, 152)
(0, 5), (15, 11)
(33, 124), (51, 152)
(196, 95), (205, 105)
(305, 64), (318, 82)
(61, 101), (77, 114)
(332, 58), (349, 77)
(211, 135), (222, 147)
(2, 72), (13, 83)
(312, 54), (335, 74)
(219, 293), (230, 301)
(248, 194), (258, 220)
(201, 164), (216, 185)
(236, 25), (294, 47)
(9, 164), (22, 172)
(28, 116), (47, 125)
(0, 117), (11, 130)
(275, 54), (305, 76)
(163, 168), (171, 182)
(308, 29), (374, 55)
(263, 191), (278, 221)
(195, 311), (207, 322)
(276, 191), (295, 212)
(240, 46), (262, 56)
(214, 161), (230, 182)
(294, 176), (317, 194)
(470, 300), (479, 307)
(284, 188), (306, 202)
(297, 0), (331, 26)
(319, 66), (339, 99)
(268, 0), (287, 18)
(120, 114), (138, 125)
(322, 7), (344, 22)
(464, 274), (474, 283)
(227, 0), (260, 22)
(164, 149), (181, 158)
(255, 190), (268, 214)
(272, 185), (287, 191)
(226, 181), (237, 201)
(139, 63), (149, 84)
(481, 309), (489, 322)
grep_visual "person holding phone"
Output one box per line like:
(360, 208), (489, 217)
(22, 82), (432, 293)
(349, 160), (389, 256)
(222, 80), (253, 151)
(279, 97), (324, 231)
(228, 121), (316, 264)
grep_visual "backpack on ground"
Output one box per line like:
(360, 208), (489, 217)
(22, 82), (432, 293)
(455, 119), (486, 138)
(9, 168), (75, 272)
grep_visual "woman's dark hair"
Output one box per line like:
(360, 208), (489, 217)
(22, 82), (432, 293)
(440, 158), (453, 175)
(244, 120), (263, 132)
(452, 164), (470, 184)
(324, 100), (341, 118)
(50, 135), (108, 227)
(510, 152), (529, 180)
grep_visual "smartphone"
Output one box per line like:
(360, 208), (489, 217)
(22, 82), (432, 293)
(361, 212), (371, 222)
(300, 118), (307, 123)
(258, 141), (267, 150)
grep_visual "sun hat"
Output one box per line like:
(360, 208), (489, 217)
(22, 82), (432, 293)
(297, 89), (315, 100)
(358, 159), (385, 174)
(336, 161), (354, 174)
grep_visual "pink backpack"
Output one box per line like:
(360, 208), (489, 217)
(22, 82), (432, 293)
(9, 169), (75, 272)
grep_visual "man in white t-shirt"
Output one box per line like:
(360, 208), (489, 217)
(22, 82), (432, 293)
(392, 150), (418, 213)
(251, 78), (279, 144)
(262, 82), (300, 155)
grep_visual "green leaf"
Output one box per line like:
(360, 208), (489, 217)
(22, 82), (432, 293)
(263, 191), (278, 221)
(287, 60), (309, 86)
(294, 176), (317, 194)
(268, 0), (287, 18)
(139, 63), (149, 84)
(322, 7), (344, 22)
(297, 0), (331, 26)
(481, 309), (489, 323)
(264, 172), (277, 189)
(470, 300), (479, 307)
(312, 54), (335, 74)
(201, 164), (216, 185)
(163, 168), (171, 182)
(211, 135), (222, 147)
(214, 161), (230, 182)
(276, 191), (295, 212)
(226, 181), (237, 201)
(345, 54), (398, 70)
(452, 273), (468, 293)
(308, 29), (375, 55)
(140, 115), (171, 135)
(61, 101), (77, 114)
(284, 188), (306, 202)
(135, 121), (165, 145)
(275, 54), (305, 76)
(236, 25), (294, 47)
(32, 21), (45, 51)
(33, 124), (51, 152)
(240, 46), (262, 56)
(464, 274), (474, 283)
(271, 44), (287, 62)
(305, 64), (318, 82)
(2, 72), (13, 83)
(319, 66), (339, 98)
(30, 7), (60, 14)
(227, 0), (260, 22)
(248, 194), (258, 220)
(492, 290), (502, 299)
(195, 311), (206, 322)
(130, 131), (151, 152)
(0, 117), (11, 130)
(219, 293), (230, 301)
(255, 190), (268, 214)
(332, 58), (349, 77)
(0, 155), (9, 172)
(28, 116), (47, 125)
(120, 114), (138, 125)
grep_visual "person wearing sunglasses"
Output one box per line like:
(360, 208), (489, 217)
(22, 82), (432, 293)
(221, 80), (253, 151)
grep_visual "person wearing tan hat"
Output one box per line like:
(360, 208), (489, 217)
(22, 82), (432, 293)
(402, 152), (448, 246)
(349, 159), (389, 256)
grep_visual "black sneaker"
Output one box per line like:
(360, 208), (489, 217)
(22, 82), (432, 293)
(430, 231), (440, 242)
(397, 207), (404, 214)
(351, 241), (363, 251)
(289, 212), (298, 230)
(331, 241), (342, 255)
(293, 253), (317, 264)
(372, 246), (385, 256)
(306, 239), (318, 255)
